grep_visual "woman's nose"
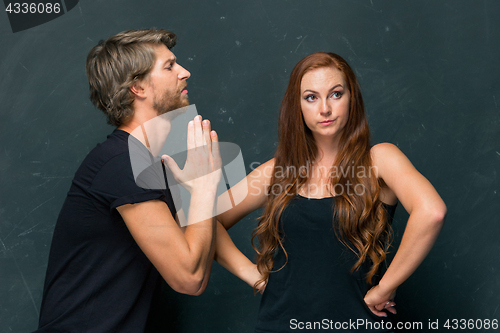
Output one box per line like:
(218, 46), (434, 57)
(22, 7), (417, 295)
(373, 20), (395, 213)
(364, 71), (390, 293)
(320, 100), (331, 116)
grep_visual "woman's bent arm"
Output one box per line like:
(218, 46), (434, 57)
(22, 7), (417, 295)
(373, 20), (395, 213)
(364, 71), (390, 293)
(217, 159), (275, 229)
(214, 221), (264, 290)
(212, 159), (275, 288)
(365, 143), (447, 316)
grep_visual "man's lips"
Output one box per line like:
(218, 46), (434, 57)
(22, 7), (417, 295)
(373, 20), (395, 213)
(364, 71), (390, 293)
(181, 87), (188, 94)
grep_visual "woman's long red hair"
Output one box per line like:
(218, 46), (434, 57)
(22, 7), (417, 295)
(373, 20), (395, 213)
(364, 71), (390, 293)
(252, 52), (393, 289)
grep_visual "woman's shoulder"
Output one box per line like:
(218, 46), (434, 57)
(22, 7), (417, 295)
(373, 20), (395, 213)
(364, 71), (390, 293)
(370, 142), (401, 159)
(369, 142), (407, 172)
(369, 143), (402, 206)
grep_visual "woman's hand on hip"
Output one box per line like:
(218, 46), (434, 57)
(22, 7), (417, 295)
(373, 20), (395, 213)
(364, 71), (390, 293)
(364, 284), (397, 317)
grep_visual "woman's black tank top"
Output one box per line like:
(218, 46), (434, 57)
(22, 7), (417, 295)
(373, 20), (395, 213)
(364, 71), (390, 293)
(255, 194), (397, 333)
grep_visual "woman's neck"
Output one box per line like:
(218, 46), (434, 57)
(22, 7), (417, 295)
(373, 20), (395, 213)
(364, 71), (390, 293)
(312, 133), (341, 167)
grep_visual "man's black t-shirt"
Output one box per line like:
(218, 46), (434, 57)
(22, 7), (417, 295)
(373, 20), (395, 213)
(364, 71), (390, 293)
(35, 129), (176, 333)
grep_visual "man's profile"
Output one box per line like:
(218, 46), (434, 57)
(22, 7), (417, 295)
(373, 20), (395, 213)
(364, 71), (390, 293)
(34, 29), (220, 333)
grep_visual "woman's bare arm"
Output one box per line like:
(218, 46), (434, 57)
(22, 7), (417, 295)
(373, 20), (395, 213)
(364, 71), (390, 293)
(212, 159), (276, 289)
(364, 143), (447, 316)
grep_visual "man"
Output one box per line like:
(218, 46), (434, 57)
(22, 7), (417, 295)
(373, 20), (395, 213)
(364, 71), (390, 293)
(35, 29), (220, 332)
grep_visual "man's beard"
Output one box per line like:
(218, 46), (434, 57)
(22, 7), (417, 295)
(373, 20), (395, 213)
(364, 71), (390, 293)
(153, 87), (189, 116)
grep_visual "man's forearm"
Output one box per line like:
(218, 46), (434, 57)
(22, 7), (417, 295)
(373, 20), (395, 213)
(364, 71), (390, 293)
(182, 189), (218, 281)
(191, 223), (217, 295)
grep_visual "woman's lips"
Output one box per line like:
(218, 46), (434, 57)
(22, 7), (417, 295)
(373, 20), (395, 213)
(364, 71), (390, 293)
(320, 119), (335, 125)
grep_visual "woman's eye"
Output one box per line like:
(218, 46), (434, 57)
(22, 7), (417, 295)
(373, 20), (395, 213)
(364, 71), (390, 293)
(305, 95), (317, 102)
(331, 91), (343, 99)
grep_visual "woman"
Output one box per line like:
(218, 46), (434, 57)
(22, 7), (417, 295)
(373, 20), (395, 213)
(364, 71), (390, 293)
(214, 52), (446, 332)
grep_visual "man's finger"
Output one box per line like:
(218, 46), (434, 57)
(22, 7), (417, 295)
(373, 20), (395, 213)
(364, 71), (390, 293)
(194, 115), (203, 147)
(203, 119), (211, 152)
(210, 131), (221, 171)
(187, 120), (195, 151)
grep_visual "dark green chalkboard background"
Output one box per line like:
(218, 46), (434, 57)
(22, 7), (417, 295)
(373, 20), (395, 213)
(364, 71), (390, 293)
(1, 1), (499, 332)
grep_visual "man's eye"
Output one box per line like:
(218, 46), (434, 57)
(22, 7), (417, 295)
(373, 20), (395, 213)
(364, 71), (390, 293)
(305, 95), (316, 102)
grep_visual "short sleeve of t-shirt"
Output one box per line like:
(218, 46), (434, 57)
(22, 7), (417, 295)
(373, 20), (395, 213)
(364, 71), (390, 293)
(88, 151), (167, 212)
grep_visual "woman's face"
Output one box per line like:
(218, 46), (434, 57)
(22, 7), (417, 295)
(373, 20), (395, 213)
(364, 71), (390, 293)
(300, 66), (350, 142)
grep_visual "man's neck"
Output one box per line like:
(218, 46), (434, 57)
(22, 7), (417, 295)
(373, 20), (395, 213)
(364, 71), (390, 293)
(121, 113), (171, 157)
(118, 106), (157, 133)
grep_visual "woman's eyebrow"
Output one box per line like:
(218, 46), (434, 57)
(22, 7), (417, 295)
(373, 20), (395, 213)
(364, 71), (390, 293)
(302, 84), (343, 94)
(303, 89), (319, 94)
(328, 84), (343, 91)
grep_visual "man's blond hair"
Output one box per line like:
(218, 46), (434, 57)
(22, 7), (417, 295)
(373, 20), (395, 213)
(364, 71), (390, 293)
(86, 29), (177, 126)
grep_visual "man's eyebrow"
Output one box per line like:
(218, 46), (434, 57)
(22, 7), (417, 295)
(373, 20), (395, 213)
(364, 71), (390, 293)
(162, 56), (177, 66)
(303, 84), (343, 94)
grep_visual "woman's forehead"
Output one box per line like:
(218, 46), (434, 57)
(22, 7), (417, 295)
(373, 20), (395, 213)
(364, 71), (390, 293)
(301, 67), (345, 90)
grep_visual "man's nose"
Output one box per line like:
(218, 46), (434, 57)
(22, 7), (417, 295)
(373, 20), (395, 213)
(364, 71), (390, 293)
(178, 64), (191, 80)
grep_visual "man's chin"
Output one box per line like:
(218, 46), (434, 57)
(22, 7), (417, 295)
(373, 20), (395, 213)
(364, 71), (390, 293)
(155, 100), (189, 116)
(172, 99), (189, 111)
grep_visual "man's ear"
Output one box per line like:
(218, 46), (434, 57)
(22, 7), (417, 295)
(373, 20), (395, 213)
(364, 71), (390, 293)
(130, 79), (148, 99)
